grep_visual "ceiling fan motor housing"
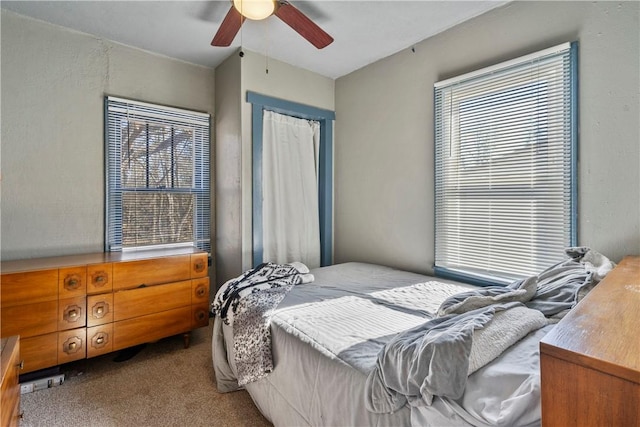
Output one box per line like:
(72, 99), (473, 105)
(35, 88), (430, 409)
(233, 0), (276, 21)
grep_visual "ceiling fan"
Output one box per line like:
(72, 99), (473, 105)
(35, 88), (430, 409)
(211, 0), (334, 49)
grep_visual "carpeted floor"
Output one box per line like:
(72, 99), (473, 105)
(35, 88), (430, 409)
(19, 321), (272, 427)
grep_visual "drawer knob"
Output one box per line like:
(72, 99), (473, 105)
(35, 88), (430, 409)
(91, 332), (108, 349)
(194, 260), (205, 273)
(63, 337), (82, 354)
(195, 309), (207, 323)
(18, 360), (24, 370)
(92, 271), (108, 287)
(64, 274), (82, 291)
(64, 305), (83, 323)
(196, 285), (206, 298)
(92, 301), (109, 319)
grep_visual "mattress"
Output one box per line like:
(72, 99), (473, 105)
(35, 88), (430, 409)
(212, 262), (552, 426)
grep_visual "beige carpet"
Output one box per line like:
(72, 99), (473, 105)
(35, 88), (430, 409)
(19, 321), (272, 427)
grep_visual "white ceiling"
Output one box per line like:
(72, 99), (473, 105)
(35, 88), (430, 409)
(1, 1), (508, 79)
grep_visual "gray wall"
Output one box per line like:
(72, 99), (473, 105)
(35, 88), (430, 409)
(214, 53), (243, 288)
(334, 1), (640, 272)
(1, 10), (216, 261)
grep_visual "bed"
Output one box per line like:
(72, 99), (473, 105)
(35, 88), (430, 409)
(212, 249), (614, 426)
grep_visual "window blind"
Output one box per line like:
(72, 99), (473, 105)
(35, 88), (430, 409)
(105, 96), (211, 253)
(434, 42), (577, 285)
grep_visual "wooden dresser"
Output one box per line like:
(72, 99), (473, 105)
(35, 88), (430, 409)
(0, 247), (210, 374)
(1, 336), (21, 427)
(540, 255), (640, 426)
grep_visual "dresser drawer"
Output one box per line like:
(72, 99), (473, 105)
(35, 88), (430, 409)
(87, 294), (113, 327)
(1, 300), (58, 338)
(191, 277), (210, 304)
(1, 269), (58, 307)
(112, 255), (191, 290)
(113, 307), (191, 351)
(21, 333), (58, 374)
(58, 296), (87, 331)
(87, 263), (113, 294)
(58, 328), (86, 365)
(192, 304), (210, 329)
(58, 266), (87, 298)
(113, 280), (192, 322)
(87, 324), (113, 358)
(191, 253), (209, 278)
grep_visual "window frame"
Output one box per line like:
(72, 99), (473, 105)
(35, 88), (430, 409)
(247, 91), (335, 268)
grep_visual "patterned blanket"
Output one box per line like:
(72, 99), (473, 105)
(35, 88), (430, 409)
(212, 262), (313, 386)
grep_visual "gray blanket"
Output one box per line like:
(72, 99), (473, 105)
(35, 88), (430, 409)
(365, 302), (546, 413)
(525, 247), (614, 318)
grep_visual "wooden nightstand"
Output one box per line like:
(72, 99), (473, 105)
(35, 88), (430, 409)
(1, 335), (22, 427)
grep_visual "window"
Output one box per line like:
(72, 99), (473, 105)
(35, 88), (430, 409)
(434, 42), (577, 285)
(105, 97), (211, 253)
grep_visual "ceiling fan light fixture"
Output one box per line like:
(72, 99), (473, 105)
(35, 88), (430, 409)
(233, 0), (276, 21)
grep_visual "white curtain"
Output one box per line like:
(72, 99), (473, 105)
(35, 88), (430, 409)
(262, 110), (321, 268)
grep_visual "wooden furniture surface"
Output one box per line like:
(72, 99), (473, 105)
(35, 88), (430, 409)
(540, 255), (640, 427)
(1, 247), (210, 374)
(1, 336), (21, 427)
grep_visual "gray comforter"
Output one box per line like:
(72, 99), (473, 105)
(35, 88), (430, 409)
(365, 302), (547, 413)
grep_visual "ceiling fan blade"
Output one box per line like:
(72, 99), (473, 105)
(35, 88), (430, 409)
(211, 6), (245, 47)
(275, 2), (333, 49)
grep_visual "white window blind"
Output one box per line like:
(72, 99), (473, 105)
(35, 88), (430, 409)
(434, 42), (577, 285)
(105, 96), (211, 253)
